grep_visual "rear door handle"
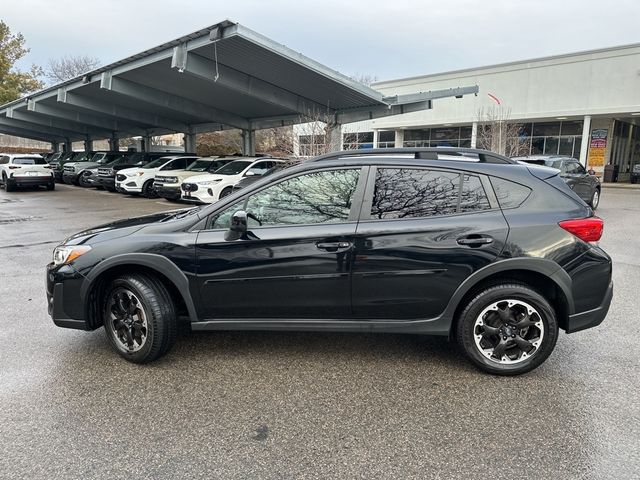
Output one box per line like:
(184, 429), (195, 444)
(316, 241), (352, 251)
(457, 235), (493, 246)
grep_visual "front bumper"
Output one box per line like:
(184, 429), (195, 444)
(566, 280), (613, 333)
(115, 179), (142, 193)
(62, 172), (77, 183)
(53, 170), (64, 182)
(97, 177), (116, 190)
(46, 263), (89, 330)
(155, 185), (181, 200)
(181, 187), (216, 203)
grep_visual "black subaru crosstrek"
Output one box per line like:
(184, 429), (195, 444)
(46, 148), (613, 375)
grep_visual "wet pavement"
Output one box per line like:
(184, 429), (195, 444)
(0, 183), (639, 479)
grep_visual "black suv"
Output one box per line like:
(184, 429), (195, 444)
(46, 148), (613, 375)
(515, 155), (601, 209)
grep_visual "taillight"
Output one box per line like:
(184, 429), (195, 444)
(559, 217), (603, 242)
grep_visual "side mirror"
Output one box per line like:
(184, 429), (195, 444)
(588, 169), (596, 175)
(225, 210), (248, 241)
(245, 170), (256, 177)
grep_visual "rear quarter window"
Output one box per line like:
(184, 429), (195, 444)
(489, 177), (532, 209)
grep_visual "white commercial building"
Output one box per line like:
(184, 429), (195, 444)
(298, 43), (640, 182)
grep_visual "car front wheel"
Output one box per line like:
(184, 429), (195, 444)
(103, 274), (177, 363)
(456, 282), (558, 375)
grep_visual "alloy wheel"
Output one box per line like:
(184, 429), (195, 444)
(105, 288), (148, 353)
(473, 299), (545, 364)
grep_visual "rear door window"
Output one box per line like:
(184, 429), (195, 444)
(13, 157), (47, 165)
(371, 168), (460, 219)
(369, 168), (491, 219)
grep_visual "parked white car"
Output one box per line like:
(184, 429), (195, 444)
(0, 154), (55, 192)
(181, 157), (283, 203)
(115, 155), (200, 197)
(154, 157), (234, 201)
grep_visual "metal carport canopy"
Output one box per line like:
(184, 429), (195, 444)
(0, 19), (478, 148)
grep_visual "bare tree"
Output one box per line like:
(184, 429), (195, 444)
(196, 130), (243, 156)
(349, 73), (378, 86)
(476, 106), (527, 157)
(46, 55), (101, 83)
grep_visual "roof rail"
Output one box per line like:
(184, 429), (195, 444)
(309, 147), (516, 164)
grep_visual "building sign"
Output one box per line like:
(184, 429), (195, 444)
(588, 128), (608, 167)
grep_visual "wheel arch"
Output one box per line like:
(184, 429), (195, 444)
(81, 253), (199, 329)
(445, 258), (574, 336)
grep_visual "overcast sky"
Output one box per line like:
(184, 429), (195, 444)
(4, 0), (640, 83)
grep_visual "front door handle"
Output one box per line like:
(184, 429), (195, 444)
(457, 235), (493, 247)
(316, 241), (352, 252)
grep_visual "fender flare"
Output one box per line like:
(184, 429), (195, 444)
(81, 253), (199, 322)
(441, 257), (575, 324)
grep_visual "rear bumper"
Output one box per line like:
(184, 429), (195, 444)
(566, 280), (613, 333)
(12, 175), (54, 186)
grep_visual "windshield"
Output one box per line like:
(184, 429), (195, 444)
(186, 159), (214, 172)
(126, 152), (145, 163)
(143, 157), (174, 169)
(97, 154), (122, 164)
(73, 152), (91, 162)
(213, 160), (252, 175)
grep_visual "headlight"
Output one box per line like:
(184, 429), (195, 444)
(126, 171), (145, 177)
(199, 179), (223, 185)
(53, 245), (92, 266)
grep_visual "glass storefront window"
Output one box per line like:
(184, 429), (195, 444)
(558, 137), (574, 156)
(533, 122), (560, 137)
(560, 121), (583, 136)
(544, 136), (560, 155)
(531, 137), (545, 155)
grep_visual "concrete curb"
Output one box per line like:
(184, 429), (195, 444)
(601, 183), (640, 190)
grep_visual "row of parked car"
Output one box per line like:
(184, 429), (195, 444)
(7, 150), (289, 204)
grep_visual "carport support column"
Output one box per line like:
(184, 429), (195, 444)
(242, 129), (256, 156)
(142, 135), (152, 152)
(184, 132), (196, 154)
(579, 115), (591, 167)
(84, 137), (93, 152)
(109, 133), (119, 152)
(471, 121), (478, 148)
(63, 139), (72, 152)
(394, 129), (404, 148)
(51, 141), (59, 153)
(327, 124), (342, 152)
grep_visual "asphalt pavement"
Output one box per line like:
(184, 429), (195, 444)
(0, 183), (638, 479)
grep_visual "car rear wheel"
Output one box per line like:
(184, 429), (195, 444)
(47, 182), (55, 191)
(102, 274), (177, 363)
(456, 282), (558, 375)
(590, 188), (600, 210)
(3, 174), (15, 192)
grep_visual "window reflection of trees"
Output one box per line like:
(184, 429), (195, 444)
(246, 170), (359, 225)
(372, 169), (460, 219)
(211, 169), (359, 228)
(460, 175), (491, 212)
(372, 169), (491, 219)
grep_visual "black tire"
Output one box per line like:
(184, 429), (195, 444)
(4, 174), (15, 192)
(47, 182), (55, 191)
(142, 180), (157, 198)
(219, 186), (233, 199)
(456, 282), (559, 376)
(589, 188), (600, 210)
(78, 172), (92, 188)
(102, 274), (177, 363)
